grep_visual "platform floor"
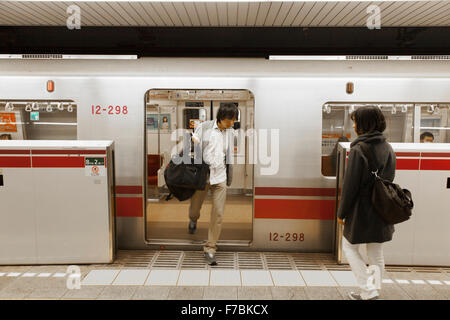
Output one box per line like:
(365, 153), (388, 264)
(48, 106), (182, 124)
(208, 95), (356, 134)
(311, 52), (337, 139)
(1, 250), (449, 300)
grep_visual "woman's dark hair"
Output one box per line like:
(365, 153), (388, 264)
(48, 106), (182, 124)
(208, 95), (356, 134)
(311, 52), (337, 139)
(217, 103), (238, 122)
(350, 106), (386, 135)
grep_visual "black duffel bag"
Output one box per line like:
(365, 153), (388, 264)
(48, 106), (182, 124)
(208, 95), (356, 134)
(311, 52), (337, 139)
(360, 142), (413, 225)
(164, 157), (209, 191)
(163, 133), (209, 201)
(163, 157), (209, 201)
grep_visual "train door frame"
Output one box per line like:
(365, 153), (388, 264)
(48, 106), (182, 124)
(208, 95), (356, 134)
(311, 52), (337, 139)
(143, 89), (255, 249)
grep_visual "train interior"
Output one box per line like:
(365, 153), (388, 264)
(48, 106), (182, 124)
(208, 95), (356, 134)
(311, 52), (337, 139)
(321, 103), (450, 177)
(0, 100), (77, 141)
(145, 89), (254, 245)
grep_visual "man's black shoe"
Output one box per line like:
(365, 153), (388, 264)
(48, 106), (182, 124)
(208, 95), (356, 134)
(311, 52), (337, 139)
(204, 252), (217, 266)
(188, 220), (197, 234)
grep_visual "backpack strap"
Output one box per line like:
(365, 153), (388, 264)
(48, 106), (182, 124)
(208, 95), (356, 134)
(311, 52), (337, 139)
(358, 142), (379, 176)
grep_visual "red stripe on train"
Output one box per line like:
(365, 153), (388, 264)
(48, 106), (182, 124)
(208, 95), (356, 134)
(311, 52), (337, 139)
(396, 152), (421, 157)
(32, 156), (85, 168)
(420, 159), (450, 171)
(0, 150), (31, 155)
(255, 187), (336, 197)
(0, 156), (31, 167)
(115, 186), (143, 194)
(396, 159), (420, 170)
(421, 153), (450, 158)
(32, 150), (106, 155)
(116, 197), (143, 217)
(254, 199), (335, 220)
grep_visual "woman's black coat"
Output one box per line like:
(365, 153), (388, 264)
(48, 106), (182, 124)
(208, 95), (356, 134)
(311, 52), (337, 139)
(337, 131), (396, 244)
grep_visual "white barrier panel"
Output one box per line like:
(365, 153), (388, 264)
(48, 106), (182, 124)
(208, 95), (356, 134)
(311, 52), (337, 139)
(0, 140), (115, 264)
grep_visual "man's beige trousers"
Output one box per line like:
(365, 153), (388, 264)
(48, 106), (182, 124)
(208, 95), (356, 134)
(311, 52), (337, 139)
(189, 182), (227, 254)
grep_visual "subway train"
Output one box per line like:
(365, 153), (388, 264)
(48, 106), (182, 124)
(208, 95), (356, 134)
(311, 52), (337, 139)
(0, 56), (449, 259)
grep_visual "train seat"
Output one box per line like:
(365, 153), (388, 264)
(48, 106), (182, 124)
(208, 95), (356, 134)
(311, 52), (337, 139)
(321, 155), (335, 176)
(148, 154), (161, 186)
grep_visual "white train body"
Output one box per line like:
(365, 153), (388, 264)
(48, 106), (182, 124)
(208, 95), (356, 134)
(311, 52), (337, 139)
(0, 58), (449, 259)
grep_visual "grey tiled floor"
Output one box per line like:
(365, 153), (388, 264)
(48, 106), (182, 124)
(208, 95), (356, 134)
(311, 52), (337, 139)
(304, 287), (344, 300)
(1, 253), (450, 300)
(132, 286), (171, 300)
(203, 287), (238, 300)
(168, 287), (205, 300)
(0, 281), (449, 300)
(271, 287), (308, 300)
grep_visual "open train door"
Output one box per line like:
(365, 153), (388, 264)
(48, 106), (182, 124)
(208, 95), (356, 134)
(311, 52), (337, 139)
(144, 89), (254, 249)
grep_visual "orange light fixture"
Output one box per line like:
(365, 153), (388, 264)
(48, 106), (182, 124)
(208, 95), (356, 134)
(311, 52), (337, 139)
(47, 80), (54, 92)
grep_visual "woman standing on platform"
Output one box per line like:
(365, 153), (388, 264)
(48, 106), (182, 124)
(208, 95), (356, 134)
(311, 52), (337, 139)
(337, 106), (396, 300)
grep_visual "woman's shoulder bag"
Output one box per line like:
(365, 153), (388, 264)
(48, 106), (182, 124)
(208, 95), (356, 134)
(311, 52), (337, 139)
(359, 142), (413, 225)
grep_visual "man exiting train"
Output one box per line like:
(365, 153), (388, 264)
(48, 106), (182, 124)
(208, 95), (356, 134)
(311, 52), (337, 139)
(188, 103), (238, 265)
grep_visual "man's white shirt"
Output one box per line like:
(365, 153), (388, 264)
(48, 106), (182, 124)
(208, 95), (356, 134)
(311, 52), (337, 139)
(192, 120), (234, 185)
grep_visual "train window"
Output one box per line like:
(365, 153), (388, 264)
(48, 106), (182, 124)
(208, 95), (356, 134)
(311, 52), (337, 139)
(0, 100), (77, 140)
(322, 103), (414, 177)
(419, 104), (450, 143)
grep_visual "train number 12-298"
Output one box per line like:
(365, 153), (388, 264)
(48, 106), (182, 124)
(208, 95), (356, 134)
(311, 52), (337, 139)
(269, 232), (304, 242)
(92, 105), (128, 115)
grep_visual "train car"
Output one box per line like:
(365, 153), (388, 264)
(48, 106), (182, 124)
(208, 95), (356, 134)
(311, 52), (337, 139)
(0, 56), (449, 257)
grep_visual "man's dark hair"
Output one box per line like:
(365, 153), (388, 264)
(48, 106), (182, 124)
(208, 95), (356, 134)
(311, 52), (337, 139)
(217, 103), (238, 122)
(420, 131), (434, 141)
(350, 106), (386, 135)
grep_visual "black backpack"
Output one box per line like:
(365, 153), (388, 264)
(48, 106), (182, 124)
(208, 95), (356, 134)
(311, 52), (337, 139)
(359, 142), (414, 225)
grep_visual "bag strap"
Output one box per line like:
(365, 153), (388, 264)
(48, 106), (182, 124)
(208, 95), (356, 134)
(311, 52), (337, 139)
(358, 142), (379, 177)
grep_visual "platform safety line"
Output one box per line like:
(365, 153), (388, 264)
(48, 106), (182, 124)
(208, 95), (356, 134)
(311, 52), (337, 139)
(1, 272), (67, 279)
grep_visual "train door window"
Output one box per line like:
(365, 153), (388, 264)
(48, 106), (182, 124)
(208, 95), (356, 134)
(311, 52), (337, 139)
(419, 104), (450, 143)
(145, 89), (254, 245)
(322, 103), (414, 177)
(0, 100), (77, 140)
